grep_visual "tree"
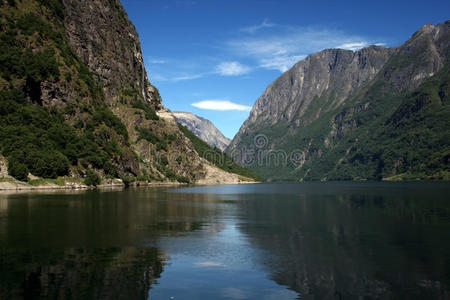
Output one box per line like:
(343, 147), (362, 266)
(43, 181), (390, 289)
(84, 170), (101, 186)
(8, 158), (29, 182)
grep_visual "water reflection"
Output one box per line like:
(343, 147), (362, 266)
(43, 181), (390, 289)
(0, 183), (449, 299)
(0, 247), (162, 299)
(233, 183), (450, 299)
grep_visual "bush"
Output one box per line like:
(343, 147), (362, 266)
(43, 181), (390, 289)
(132, 99), (159, 120)
(84, 170), (101, 186)
(8, 158), (29, 182)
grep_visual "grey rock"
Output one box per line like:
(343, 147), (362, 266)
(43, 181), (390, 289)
(62, 0), (161, 109)
(173, 112), (231, 151)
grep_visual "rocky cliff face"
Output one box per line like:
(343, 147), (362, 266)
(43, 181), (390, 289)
(227, 21), (450, 181)
(173, 112), (231, 151)
(244, 46), (393, 128)
(62, 0), (161, 109)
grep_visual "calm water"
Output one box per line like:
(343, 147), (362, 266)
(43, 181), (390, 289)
(1, 182), (450, 299)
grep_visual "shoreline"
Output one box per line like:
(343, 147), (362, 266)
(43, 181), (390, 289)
(0, 178), (259, 192)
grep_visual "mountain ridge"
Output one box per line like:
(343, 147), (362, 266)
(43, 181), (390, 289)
(0, 0), (254, 186)
(227, 21), (450, 181)
(173, 111), (231, 151)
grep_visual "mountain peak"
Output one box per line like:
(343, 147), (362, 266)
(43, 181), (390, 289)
(227, 21), (450, 181)
(173, 112), (231, 151)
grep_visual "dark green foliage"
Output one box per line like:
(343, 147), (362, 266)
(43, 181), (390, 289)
(76, 64), (104, 103)
(160, 156), (169, 166)
(90, 109), (129, 142)
(7, 158), (29, 182)
(0, 89), (128, 179)
(36, 0), (66, 19)
(0, 38), (59, 82)
(136, 127), (175, 152)
(154, 162), (190, 183)
(132, 99), (159, 120)
(0, 89), (70, 180)
(177, 123), (261, 181)
(7, 0), (16, 7)
(136, 127), (159, 144)
(17, 12), (63, 43)
(84, 170), (101, 186)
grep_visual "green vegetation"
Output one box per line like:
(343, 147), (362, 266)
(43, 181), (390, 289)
(84, 170), (101, 186)
(28, 177), (66, 186)
(0, 88), (131, 180)
(7, 158), (29, 182)
(132, 99), (159, 120)
(0, 3), (137, 181)
(136, 127), (175, 152)
(177, 123), (261, 181)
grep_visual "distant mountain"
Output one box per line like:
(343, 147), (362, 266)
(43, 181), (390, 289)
(173, 112), (231, 151)
(227, 21), (450, 181)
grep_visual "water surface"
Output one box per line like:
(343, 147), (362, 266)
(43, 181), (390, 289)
(1, 182), (450, 299)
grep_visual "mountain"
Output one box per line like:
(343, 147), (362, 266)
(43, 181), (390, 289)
(227, 21), (450, 181)
(0, 0), (254, 185)
(173, 112), (231, 151)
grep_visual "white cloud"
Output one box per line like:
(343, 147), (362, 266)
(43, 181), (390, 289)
(192, 100), (252, 111)
(336, 42), (368, 51)
(260, 55), (306, 72)
(216, 61), (251, 76)
(240, 19), (276, 34)
(226, 26), (385, 73)
(172, 73), (207, 81)
(148, 59), (166, 64)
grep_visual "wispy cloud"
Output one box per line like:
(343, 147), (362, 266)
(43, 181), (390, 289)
(147, 23), (386, 83)
(148, 59), (166, 64)
(149, 73), (167, 82)
(216, 61), (251, 76)
(240, 19), (276, 34)
(260, 55), (306, 72)
(337, 42), (369, 51)
(172, 73), (206, 81)
(227, 25), (384, 72)
(192, 100), (252, 111)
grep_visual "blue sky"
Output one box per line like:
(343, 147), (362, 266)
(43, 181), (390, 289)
(121, 0), (449, 139)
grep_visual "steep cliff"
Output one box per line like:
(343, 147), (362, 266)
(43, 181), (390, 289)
(173, 112), (231, 151)
(0, 0), (250, 185)
(227, 21), (450, 181)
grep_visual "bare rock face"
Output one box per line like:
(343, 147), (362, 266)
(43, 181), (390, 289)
(227, 46), (394, 164)
(246, 46), (393, 127)
(173, 112), (231, 151)
(62, 0), (161, 109)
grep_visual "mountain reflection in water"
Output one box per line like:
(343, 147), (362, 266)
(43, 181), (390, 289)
(0, 182), (449, 299)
